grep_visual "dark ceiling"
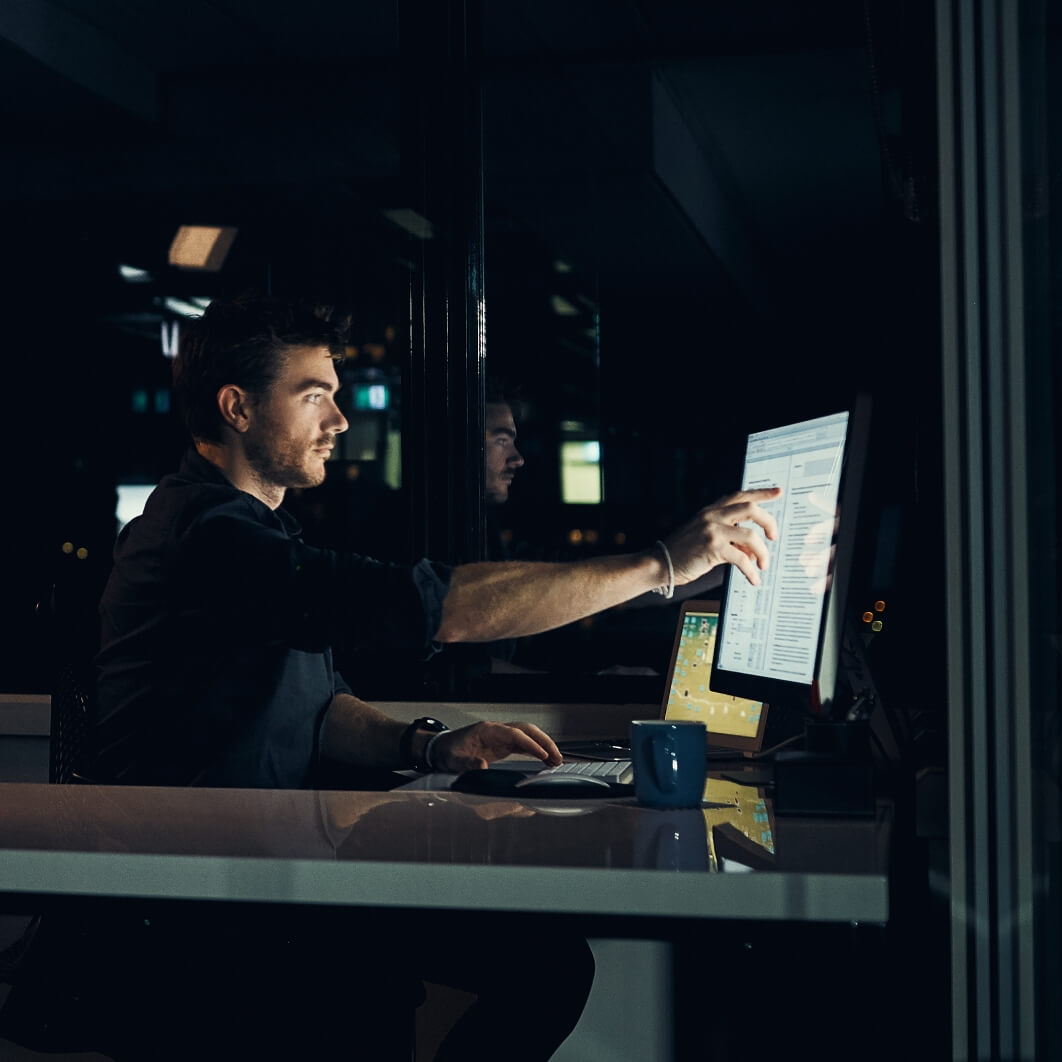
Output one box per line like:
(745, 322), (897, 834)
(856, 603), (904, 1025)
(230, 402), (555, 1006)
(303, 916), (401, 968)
(0, 0), (944, 519)
(0, 0), (945, 693)
(0, 1), (931, 313)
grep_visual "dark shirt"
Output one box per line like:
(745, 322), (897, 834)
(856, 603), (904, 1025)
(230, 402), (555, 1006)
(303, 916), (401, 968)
(94, 449), (451, 788)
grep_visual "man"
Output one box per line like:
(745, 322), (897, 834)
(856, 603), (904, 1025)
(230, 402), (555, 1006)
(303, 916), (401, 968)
(84, 293), (779, 1059)
(93, 295), (779, 789)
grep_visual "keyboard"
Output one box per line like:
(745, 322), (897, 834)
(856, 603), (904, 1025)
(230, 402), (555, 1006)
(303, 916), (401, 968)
(538, 759), (634, 786)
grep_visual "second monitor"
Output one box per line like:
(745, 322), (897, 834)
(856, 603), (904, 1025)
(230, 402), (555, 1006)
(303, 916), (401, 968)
(663, 600), (767, 755)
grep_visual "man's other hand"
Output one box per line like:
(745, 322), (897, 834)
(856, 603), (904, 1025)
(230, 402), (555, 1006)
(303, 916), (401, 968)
(664, 487), (782, 588)
(431, 721), (562, 772)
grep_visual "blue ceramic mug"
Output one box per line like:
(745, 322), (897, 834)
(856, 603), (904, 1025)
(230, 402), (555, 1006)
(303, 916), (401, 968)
(630, 720), (707, 809)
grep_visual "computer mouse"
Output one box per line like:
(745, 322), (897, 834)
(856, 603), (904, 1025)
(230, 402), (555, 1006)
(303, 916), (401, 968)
(512, 773), (614, 797)
(450, 768), (529, 796)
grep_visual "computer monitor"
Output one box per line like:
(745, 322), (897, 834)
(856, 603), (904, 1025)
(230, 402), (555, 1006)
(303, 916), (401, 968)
(662, 601), (768, 754)
(710, 395), (870, 721)
(115, 484), (156, 531)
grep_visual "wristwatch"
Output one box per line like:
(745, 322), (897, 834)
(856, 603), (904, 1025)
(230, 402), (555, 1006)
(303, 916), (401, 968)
(399, 717), (449, 771)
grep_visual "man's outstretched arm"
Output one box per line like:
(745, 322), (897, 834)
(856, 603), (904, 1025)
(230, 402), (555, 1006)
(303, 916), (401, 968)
(436, 487), (781, 643)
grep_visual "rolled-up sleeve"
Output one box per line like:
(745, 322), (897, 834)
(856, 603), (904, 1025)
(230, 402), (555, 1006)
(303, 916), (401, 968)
(304, 550), (452, 651)
(177, 499), (453, 654)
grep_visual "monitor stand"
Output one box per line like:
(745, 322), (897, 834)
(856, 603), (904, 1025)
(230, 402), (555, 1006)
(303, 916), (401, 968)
(772, 719), (877, 817)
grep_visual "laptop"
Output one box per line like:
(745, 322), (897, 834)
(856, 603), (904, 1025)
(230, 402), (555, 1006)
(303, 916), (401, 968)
(502, 600), (770, 785)
(653, 598), (769, 756)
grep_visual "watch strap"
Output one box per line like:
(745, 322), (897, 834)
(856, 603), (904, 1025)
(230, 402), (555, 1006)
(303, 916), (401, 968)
(399, 717), (449, 770)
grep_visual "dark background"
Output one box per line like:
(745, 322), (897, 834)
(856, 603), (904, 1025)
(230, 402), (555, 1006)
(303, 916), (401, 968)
(0, 1), (943, 739)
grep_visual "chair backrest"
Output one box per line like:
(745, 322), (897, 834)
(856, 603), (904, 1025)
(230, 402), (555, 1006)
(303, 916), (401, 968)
(49, 658), (95, 785)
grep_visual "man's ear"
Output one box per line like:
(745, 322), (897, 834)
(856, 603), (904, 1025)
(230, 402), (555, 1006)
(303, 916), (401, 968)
(216, 384), (254, 434)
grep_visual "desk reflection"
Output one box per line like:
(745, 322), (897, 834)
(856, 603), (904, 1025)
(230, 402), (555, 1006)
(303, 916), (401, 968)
(0, 782), (891, 923)
(0, 779), (886, 877)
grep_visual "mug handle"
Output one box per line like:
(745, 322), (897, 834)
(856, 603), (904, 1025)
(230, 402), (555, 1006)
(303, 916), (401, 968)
(650, 733), (679, 792)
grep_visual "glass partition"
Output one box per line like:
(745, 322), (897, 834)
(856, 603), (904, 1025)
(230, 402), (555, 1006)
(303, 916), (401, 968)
(474, 5), (943, 713)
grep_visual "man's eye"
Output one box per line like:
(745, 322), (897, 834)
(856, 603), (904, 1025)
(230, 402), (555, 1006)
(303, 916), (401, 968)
(307, 394), (322, 404)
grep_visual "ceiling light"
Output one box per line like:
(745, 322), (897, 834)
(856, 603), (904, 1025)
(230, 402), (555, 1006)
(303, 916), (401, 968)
(162, 296), (206, 318)
(382, 208), (435, 240)
(118, 264), (152, 283)
(168, 225), (237, 271)
(550, 294), (579, 316)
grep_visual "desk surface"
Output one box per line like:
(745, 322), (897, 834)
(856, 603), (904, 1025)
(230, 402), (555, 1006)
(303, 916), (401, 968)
(0, 780), (890, 925)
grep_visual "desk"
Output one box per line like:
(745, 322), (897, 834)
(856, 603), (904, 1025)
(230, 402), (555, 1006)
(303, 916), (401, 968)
(0, 781), (898, 1061)
(0, 781), (890, 924)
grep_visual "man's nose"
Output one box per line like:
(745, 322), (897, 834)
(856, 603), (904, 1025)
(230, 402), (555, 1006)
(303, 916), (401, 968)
(329, 400), (349, 435)
(508, 448), (524, 468)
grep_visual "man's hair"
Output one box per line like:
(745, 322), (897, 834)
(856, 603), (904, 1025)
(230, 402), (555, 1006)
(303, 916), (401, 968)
(485, 377), (522, 408)
(173, 293), (350, 443)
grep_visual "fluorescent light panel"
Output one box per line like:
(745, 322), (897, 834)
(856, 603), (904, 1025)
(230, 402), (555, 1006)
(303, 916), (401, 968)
(119, 264), (152, 283)
(168, 225), (237, 271)
(163, 296), (207, 318)
(382, 208), (435, 240)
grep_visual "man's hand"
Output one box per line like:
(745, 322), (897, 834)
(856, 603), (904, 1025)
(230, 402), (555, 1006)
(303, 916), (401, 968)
(663, 487), (782, 588)
(430, 721), (562, 773)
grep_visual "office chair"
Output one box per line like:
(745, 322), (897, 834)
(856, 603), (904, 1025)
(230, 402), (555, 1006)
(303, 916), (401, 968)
(48, 657), (96, 785)
(1, 612), (98, 990)
(0, 602), (101, 1051)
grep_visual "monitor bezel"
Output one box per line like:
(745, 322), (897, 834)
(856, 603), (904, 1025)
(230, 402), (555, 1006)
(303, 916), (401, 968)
(709, 394), (871, 720)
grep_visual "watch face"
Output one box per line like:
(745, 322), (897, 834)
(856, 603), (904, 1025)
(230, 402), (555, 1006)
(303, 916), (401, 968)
(417, 717), (447, 732)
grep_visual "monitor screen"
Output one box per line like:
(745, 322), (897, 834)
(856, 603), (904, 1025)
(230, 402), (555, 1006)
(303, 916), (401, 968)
(115, 484), (156, 531)
(710, 397), (870, 719)
(703, 776), (776, 871)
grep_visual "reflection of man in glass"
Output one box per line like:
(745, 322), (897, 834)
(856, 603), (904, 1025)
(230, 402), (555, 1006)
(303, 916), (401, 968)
(475, 381), (531, 670)
(484, 380), (525, 507)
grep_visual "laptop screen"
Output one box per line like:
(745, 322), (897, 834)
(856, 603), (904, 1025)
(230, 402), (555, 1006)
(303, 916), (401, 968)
(661, 600), (768, 754)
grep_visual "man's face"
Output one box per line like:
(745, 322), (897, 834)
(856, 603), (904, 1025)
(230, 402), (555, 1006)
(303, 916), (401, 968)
(484, 402), (524, 505)
(242, 344), (349, 492)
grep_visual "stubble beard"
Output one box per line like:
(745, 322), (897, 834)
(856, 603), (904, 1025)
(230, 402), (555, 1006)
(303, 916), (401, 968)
(245, 431), (330, 492)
